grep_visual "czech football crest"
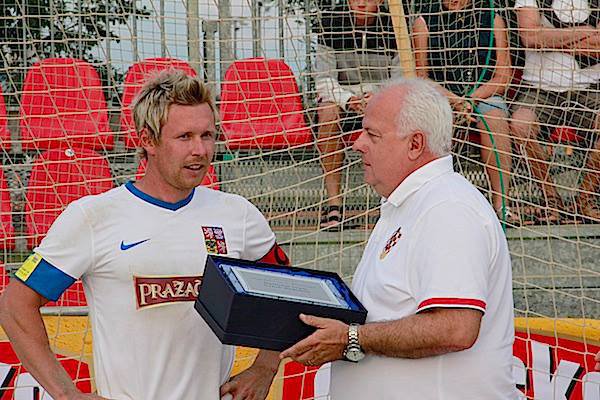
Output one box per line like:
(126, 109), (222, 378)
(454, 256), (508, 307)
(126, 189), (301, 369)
(380, 226), (402, 260)
(202, 226), (228, 255)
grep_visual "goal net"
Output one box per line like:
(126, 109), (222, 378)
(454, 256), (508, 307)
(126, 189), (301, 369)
(0, 0), (598, 399)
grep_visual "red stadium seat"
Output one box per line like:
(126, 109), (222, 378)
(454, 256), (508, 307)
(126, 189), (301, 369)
(0, 86), (10, 151)
(548, 126), (583, 157)
(220, 58), (312, 149)
(136, 159), (220, 190)
(120, 58), (197, 149)
(547, 98), (587, 156)
(25, 147), (114, 248)
(0, 167), (15, 250)
(549, 126), (582, 144)
(20, 58), (113, 151)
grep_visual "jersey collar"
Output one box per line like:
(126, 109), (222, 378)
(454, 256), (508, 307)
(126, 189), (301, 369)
(125, 181), (195, 211)
(384, 155), (454, 208)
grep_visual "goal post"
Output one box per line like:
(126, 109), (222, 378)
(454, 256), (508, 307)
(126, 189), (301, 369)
(0, 1), (598, 399)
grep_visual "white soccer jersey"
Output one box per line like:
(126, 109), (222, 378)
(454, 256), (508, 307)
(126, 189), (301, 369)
(16, 182), (276, 400)
(330, 156), (517, 399)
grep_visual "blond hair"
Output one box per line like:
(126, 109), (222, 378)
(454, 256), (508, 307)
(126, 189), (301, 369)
(132, 70), (215, 158)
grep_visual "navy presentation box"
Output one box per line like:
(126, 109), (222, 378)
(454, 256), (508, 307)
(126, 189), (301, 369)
(195, 255), (367, 351)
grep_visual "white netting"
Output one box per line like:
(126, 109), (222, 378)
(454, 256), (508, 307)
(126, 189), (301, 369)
(0, 1), (598, 399)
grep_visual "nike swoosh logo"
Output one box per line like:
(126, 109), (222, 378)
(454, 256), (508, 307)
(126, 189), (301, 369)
(120, 239), (150, 251)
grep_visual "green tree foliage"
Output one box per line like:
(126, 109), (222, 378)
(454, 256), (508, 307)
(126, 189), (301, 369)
(0, 0), (150, 102)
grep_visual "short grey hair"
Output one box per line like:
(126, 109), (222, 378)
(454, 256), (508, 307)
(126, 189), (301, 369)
(381, 77), (453, 156)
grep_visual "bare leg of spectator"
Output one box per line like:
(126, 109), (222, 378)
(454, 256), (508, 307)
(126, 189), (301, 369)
(478, 108), (512, 215)
(577, 134), (600, 221)
(316, 101), (344, 227)
(510, 107), (562, 223)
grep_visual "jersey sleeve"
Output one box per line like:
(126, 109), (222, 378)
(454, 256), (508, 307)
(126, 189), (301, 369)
(14, 202), (94, 301)
(408, 202), (493, 314)
(240, 200), (276, 261)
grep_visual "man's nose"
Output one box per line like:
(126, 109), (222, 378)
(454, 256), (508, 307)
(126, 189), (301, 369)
(191, 136), (208, 156)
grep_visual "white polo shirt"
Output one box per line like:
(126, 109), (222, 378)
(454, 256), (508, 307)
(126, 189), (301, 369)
(515, 0), (600, 91)
(330, 156), (517, 399)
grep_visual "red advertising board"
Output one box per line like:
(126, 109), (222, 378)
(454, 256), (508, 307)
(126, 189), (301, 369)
(0, 342), (91, 399)
(281, 327), (600, 399)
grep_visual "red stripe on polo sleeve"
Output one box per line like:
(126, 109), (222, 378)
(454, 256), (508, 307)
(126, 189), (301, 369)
(417, 298), (486, 313)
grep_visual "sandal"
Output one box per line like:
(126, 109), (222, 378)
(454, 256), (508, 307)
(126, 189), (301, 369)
(535, 195), (566, 225)
(574, 194), (600, 223)
(515, 204), (541, 226)
(320, 205), (342, 231)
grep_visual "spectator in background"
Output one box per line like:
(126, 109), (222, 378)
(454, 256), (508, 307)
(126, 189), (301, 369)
(412, 0), (517, 224)
(313, 0), (402, 229)
(510, 0), (600, 223)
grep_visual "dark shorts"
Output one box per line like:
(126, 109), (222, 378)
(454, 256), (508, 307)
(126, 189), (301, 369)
(511, 84), (600, 146)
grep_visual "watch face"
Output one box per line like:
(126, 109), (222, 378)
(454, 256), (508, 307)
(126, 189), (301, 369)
(346, 348), (365, 362)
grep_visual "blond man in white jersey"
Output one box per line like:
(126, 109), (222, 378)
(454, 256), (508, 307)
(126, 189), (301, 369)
(0, 71), (289, 400)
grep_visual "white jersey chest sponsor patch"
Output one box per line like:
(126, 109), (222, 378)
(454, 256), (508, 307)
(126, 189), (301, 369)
(134, 275), (202, 309)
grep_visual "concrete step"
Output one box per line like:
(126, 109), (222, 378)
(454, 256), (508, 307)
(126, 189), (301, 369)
(1, 147), (594, 246)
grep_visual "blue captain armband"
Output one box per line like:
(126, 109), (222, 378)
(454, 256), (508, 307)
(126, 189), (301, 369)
(15, 253), (76, 301)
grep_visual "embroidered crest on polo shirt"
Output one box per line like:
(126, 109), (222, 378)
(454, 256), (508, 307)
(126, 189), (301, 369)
(134, 275), (202, 309)
(202, 226), (228, 255)
(380, 227), (402, 260)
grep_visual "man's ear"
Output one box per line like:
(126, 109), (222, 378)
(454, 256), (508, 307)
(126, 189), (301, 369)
(407, 131), (426, 161)
(139, 128), (157, 157)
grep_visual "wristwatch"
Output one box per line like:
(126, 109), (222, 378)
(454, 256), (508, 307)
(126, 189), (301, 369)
(343, 323), (365, 362)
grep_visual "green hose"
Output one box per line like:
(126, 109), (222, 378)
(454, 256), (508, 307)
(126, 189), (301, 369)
(463, 0), (509, 230)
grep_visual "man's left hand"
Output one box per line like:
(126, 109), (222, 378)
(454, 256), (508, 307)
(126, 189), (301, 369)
(280, 314), (348, 366)
(219, 364), (276, 400)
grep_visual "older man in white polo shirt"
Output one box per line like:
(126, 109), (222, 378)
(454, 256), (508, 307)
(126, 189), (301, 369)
(281, 78), (517, 399)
